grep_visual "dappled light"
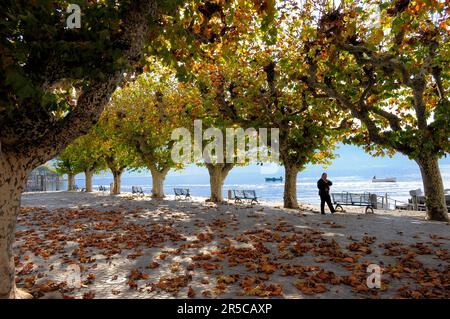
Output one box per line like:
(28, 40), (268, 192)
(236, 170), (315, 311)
(14, 192), (450, 299)
(0, 0), (448, 302)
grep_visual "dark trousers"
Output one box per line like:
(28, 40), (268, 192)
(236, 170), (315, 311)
(320, 194), (335, 214)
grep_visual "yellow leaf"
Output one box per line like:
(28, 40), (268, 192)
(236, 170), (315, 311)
(370, 28), (384, 45)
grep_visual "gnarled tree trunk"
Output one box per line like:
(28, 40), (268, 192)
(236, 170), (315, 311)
(0, 153), (32, 299)
(283, 164), (299, 209)
(0, 2), (159, 299)
(149, 167), (169, 198)
(416, 155), (449, 221)
(112, 170), (123, 195)
(206, 163), (234, 202)
(106, 158), (125, 195)
(67, 173), (75, 191)
(85, 170), (93, 192)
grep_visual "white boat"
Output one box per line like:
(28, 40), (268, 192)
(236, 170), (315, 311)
(372, 177), (397, 183)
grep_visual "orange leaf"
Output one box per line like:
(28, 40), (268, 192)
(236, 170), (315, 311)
(187, 286), (196, 298)
(259, 263), (277, 274)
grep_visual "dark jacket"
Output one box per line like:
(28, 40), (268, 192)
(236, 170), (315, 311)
(317, 178), (332, 196)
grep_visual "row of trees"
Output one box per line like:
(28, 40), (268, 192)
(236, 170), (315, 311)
(56, 62), (187, 197)
(56, 17), (341, 208)
(55, 0), (449, 217)
(0, 0), (448, 298)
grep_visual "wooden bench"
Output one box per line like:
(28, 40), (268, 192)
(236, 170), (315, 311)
(331, 192), (374, 213)
(174, 188), (191, 200)
(132, 186), (145, 196)
(233, 190), (259, 204)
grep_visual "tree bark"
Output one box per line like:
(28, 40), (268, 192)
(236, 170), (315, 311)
(416, 155), (449, 221)
(13, 1), (159, 169)
(206, 163), (234, 202)
(150, 168), (169, 198)
(67, 173), (75, 191)
(0, 3), (159, 299)
(0, 153), (32, 299)
(85, 170), (93, 193)
(112, 170), (123, 195)
(106, 158), (125, 196)
(284, 164), (299, 209)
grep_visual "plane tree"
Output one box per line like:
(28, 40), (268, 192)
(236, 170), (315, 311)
(298, 0), (450, 220)
(92, 117), (137, 195)
(182, 2), (279, 202)
(106, 63), (191, 197)
(190, 63), (242, 203)
(0, 0), (174, 298)
(186, 57), (263, 202)
(256, 57), (340, 209)
(190, 2), (342, 208)
(54, 149), (83, 191)
(57, 133), (107, 192)
(0, 0), (256, 298)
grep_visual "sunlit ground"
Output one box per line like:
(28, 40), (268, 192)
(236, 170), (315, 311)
(14, 191), (450, 299)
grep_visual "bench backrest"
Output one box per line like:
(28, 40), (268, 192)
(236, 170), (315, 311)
(174, 188), (189, 196)
(233, 190), (256, 199)
(243, 190), (256, 199)
(414, 196), (426, 204)
(233, 190), (245, 198)
(331, 192), (348, 203)
(132, 186), (143, 193)
(350, 193), (371, 204)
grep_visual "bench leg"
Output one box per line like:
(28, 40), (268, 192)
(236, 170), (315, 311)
(365, 206), (374, 214)
(335, 204), (343, 212)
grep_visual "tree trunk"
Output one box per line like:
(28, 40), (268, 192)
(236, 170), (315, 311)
(150, 168), (168, 198)
(85, 170), (93, 192)
(206, 164), (233, 202)
(416, 156), (449, 221)
(0, 154), (32, 299)
(0, 4), (159, 298)
(67, 173), (75, 191)
(284, 164), (299, 209)
(112, 170), (123, 195)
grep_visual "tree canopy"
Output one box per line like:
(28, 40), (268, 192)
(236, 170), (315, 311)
(0, 0), (449, 300)
(105, 61), (193, 197)
(296, 0), (449, 220)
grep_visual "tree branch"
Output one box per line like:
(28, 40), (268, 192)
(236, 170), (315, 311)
(23, 0), (159, 168)
(303, 60), (413, 154)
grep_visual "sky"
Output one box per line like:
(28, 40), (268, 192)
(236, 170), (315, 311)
(119, 143), (450, 179)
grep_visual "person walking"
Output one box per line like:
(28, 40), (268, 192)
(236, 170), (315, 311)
(317, 172), (335, 215)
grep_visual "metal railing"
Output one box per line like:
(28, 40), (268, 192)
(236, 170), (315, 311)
(24, 174), (63, 192)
